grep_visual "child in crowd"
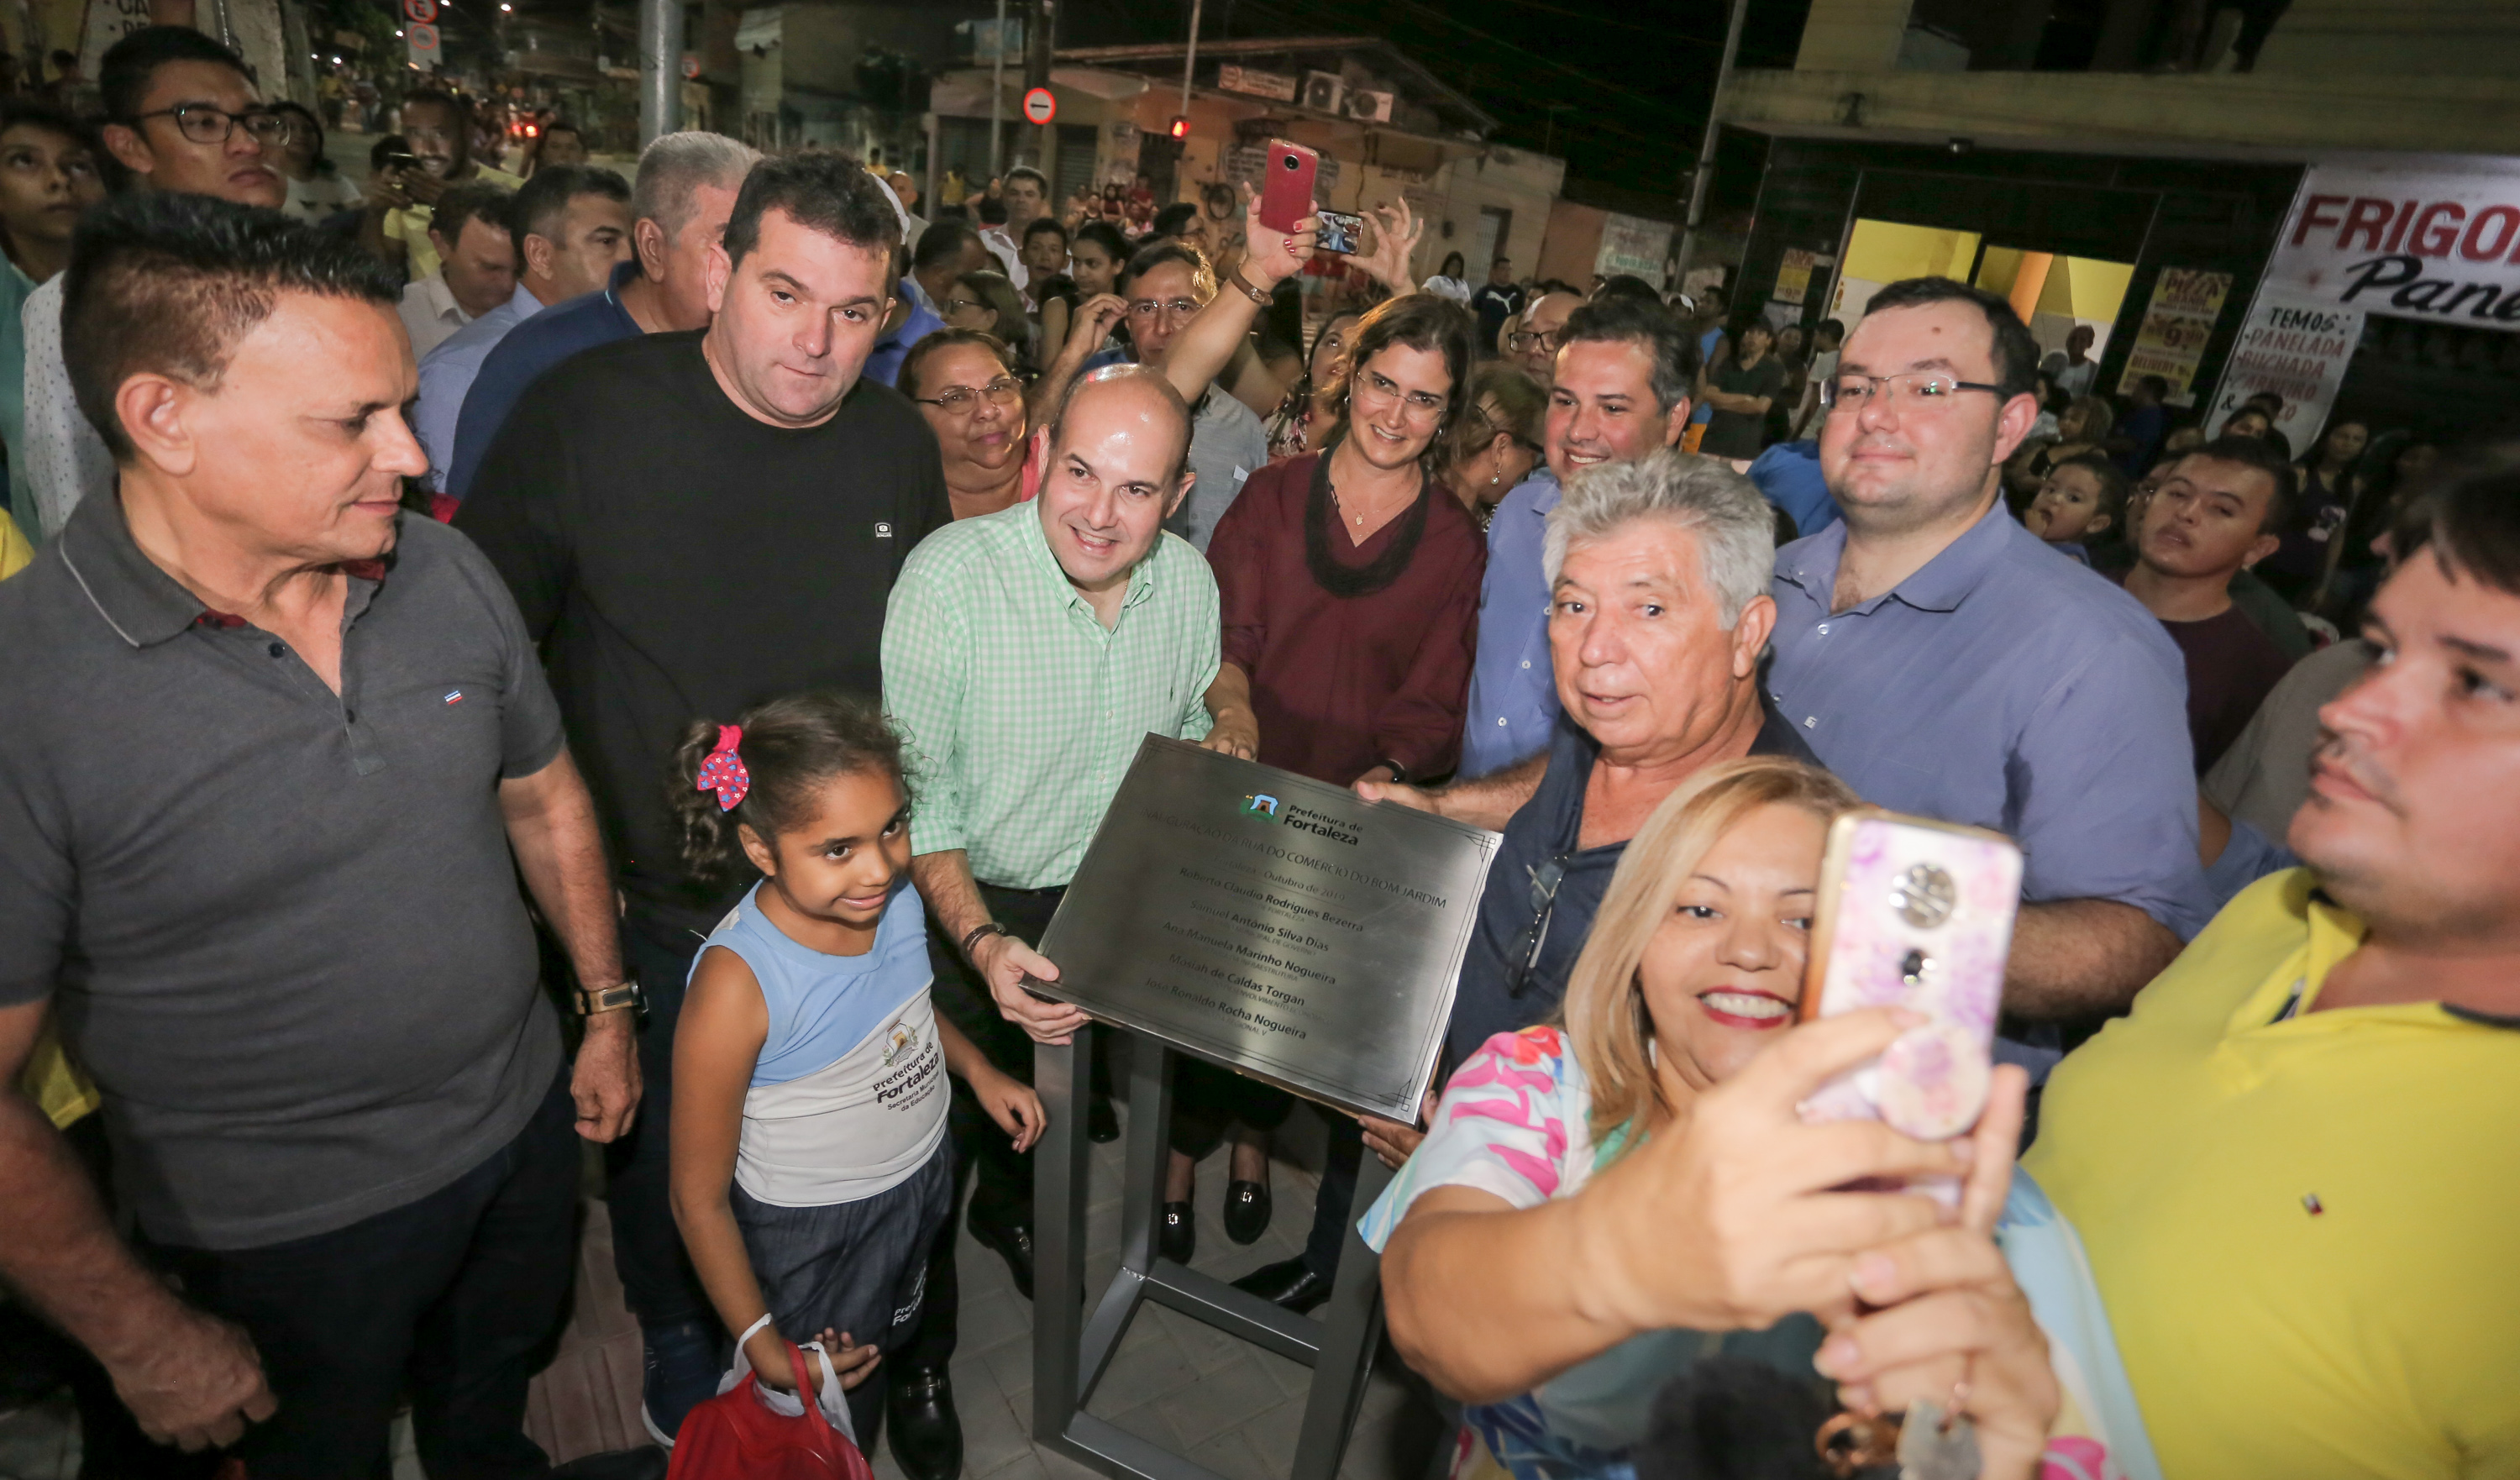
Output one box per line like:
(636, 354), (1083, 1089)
(2023, 452), (2129, 566)
(666, 693), (1042, 1444)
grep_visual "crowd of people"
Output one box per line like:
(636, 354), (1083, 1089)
(0, 22), (2515, 1480)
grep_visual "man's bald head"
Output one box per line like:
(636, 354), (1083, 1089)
(1037, 365), (1196, 595)
(1047, 365), (1193, 486)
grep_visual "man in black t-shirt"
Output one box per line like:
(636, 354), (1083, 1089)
(1468, 254), (1524, 354)
(457, 152), (954, 1457)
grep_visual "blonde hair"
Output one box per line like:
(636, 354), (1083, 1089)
(1559, 756), (1861, 1142)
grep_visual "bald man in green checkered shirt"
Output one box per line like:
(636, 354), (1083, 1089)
(881, 369), (1257, 1372)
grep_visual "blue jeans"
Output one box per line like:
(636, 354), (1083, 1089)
(733, 1137), (955, 1445)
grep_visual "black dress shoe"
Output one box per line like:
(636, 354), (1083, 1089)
(1159, 1201), (1196, 1263)
(968, 1209), (1035, 1299)
(887, 1365), (965, 1480)
(1222, 1178), (1271, 1245)
(1232, 1256), (1333, 1314)
(1088, 1094), (1121, 1142)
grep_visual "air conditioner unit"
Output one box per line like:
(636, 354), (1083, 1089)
(1342, 89), (1393, 123)
(1300, 71), (1344, 114)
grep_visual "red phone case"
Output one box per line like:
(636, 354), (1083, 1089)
(1257, 140), (1319, 234)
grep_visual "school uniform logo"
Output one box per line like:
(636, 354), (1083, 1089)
(882, 1021), (920, 1068)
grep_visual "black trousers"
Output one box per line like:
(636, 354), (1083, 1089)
(142, 1073), (580, 1479)
(611, 908), (729, 1334)
(897, 882), (1078, 1372)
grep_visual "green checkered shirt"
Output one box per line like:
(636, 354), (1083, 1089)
(882, 501), (1219, 890)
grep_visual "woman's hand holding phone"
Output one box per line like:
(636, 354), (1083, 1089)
(1815, 1064), (2059, 1480)
(1236, 180), (1320, 290)
(1351, 197), (1425, 293)
(1567, 1009), (1976, 1338)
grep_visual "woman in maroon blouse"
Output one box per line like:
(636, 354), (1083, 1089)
(1205, 292), (1488, 785)
(1161, 293), (1486, 1276)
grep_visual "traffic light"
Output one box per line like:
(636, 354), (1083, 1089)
(1168, 116), (1189, 140)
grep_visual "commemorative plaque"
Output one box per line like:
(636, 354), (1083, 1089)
(1033, 736), (1500, 1122)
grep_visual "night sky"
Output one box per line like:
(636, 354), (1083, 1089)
(1060, 0), (1814, 202)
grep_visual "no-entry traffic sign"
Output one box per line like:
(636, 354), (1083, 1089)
(1021, 87), (1056, 125)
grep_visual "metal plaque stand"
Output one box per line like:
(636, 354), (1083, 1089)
(1034, 1028), (1395, 1480)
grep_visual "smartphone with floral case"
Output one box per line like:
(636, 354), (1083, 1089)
(1796, 810), (2021, 1187)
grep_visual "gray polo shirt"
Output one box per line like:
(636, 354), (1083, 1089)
(0, 496), (566, 1250)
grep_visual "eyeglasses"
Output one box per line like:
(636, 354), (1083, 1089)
(1353, 371), (1446, 421)
(1128, 297), (1202, 322)
(1818, 372), (2005, 410)
(1505, 328), (1563, 354)
(127, 105), (291, 147)
(942, 297), (987, 316)
(1502, 851), (1572, 999)
(914, 375), (1026, 413)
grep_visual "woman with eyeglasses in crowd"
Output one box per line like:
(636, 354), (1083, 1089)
(900, 330), (1031, 522)
(269, 100), (359, 226)
(939, 270), (1033, 369)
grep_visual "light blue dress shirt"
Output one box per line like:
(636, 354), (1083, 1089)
(1459, 467), (1561, 779)
(1767, 502), (2214, 942)
(414, 283), (543, 491)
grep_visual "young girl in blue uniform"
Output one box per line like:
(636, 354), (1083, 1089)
(667, 692), (1042, 1445)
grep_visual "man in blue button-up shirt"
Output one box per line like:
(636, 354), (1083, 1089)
(1460, 297), (1695, 778)
(1772, 276), (2210, 1034)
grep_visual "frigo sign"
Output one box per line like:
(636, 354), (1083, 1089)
(2265, 160), (2520, 333)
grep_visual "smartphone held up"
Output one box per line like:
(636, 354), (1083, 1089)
(1795, 811), (2021, 1192)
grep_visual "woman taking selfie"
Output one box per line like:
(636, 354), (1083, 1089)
(1370, 759), (2158, 1480)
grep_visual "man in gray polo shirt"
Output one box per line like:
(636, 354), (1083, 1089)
(0, 196), (638, 1473)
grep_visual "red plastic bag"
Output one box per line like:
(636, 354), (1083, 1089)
(665, 1337), (873, 1480)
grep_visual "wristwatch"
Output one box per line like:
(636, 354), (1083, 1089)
(576, 977), (644, 1019)
(961, 921), (1010, 963)
(1224, 265), (1273, 307)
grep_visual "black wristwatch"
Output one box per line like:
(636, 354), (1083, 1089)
(960, 921), (1010, 963)
(576, 976), (645, 1019)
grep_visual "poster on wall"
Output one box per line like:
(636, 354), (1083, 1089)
(2262, 159), (2520, 333)
(1773, 248), (1819, 306)
(78, 0), (152, 78)
(1594, 213), (1672, 288)
(2203, 295), (2364, 453)
(2113, 267), (2231, 406)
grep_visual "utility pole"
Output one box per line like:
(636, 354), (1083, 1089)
(988, 0), (1006, 178)
(1674, 0), (1749, 290)
(1024, 0), (1052, 172)
(638, 0), (680, 144)
(1179, 0), (1203, 123)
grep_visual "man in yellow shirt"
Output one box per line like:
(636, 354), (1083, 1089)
(359, 89), (522, 281)
(2026, 447), (2520, 1477)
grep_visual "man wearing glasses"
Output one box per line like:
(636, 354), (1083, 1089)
(23, 27), (286, 539)
(1506, 288), (1580, 391)
(1772, 276), (2211, 1058)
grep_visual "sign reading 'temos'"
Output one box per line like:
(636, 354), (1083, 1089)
(2266, 160), (2520, 333)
